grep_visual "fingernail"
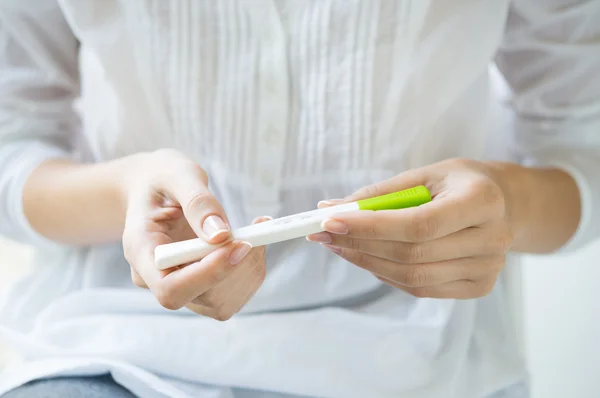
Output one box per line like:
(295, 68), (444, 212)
(252, 215), (273, 224)
(203, 215), (230, 240)
(317, 199), (344, 208)
(323, 244), (342, 254)
(229, 242), (252, 265)
(306, 232), (332, 244)
(321, 219), (348, 235)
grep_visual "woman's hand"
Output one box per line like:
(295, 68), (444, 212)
(120, 149), (267, 320)
(308, 158), (519, 299)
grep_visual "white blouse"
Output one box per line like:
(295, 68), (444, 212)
(0, 1), (599, 397)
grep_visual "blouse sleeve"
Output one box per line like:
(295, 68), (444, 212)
(495, 0), (600, 252)
(0, 0), (79, 248)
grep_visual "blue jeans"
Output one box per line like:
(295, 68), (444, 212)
(486, 380), (530, 398)
(1, 375), (529, 397)
(1, 375), (135, 398)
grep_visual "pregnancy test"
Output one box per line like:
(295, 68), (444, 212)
(154, 185), (431, 270)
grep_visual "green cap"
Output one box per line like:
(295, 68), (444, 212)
(357, 185), (431, 211)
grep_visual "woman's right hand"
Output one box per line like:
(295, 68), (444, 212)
(120, 149), (267, 321)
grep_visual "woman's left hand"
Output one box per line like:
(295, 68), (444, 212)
(307, 158), (518, 299)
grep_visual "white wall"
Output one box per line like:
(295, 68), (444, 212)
(0, 240), (32, 369)
(487, 64), (600, 397)
(522, 244), (600, 398)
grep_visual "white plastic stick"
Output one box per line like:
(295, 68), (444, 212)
(154, 202), (359, 270)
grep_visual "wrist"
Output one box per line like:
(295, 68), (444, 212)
(22, 157), (133, 245)
(483, 160), (581, 253)
(483, 161), (532, 245)
(114, 152), (148, 206)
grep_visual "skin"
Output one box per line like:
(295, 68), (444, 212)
(307, 158), (581, 299)
(24, 149), (267, 320)
(22, 151), (580, 318)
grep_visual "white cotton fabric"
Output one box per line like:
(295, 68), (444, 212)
(0, 1), (599, 397)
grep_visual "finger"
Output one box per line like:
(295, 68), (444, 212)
(233, 251), (266, 310)
(323, 185), (495, 242)
(157, 241), (253, 309)
(123, 212), (175, 289)
(252, 215), (273, 224)
(323, 169), (429, 205)
(317, 199), (345, 209)
(326, 245), (503, 287)
(187, 258), (263, 322)
(192, 246), (264, 308)
(163, 166), (231, 243)
(377, 276), (497, 299)
(130, 267), (148, 288)
(192, 246), (266, 317)
(309, 225), (511, 263)
(192, 219), (268, 316)
(126, 231), (238, 311)
(185, 301), (216, 318)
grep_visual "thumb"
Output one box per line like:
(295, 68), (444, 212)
(320, 169), (427, 208)
(165, 166), (231, 243)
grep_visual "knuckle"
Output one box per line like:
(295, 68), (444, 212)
(154, 148), (183, 160)
(363, 223), (380, 239)
(465, 176), (488, 196)
(354, 251), (374, 269)
(402, 265), (430, 287)
(121, 234), (135, 264)
(122, 243), (133, 265)
(475, 278), (497, 298)
(251, 262), (267, 285)
(408, 213), (438, 242)
(409, 287), (431, 299)
(348, 238), (362, 251)
(452, 157), (473, 167)
(130, 269), (146, 288)
(468, 178), (504, 213)
(449, 157), (478, 171)
(482, 183), (504, 210)
(354, 222), (379, 239)
(154, 149), (209, 185)
(213, 308), (234, 322)
(490, 230), (513, 254)
(155, 288), (182, 311)
(189, 163), (209, 185)
(198, 290), (223, 308)
(396, 243), (425, 263)
(248, 247), (266, 264)
(185, 191), (215, 213)
(205, 265), (229, 287)
(491, 255), (507, 273)
(480, 255), (503, 273)
(355, 184), (382, 199)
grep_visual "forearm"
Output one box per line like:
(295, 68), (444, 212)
(487, 162), (581, 254)
(22, 157), (129, 246)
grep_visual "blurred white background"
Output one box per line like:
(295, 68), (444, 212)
(1, 237), (600, 397)
(0, 239), (32, 370)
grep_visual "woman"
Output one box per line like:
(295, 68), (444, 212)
(0, 1), (598, 397)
